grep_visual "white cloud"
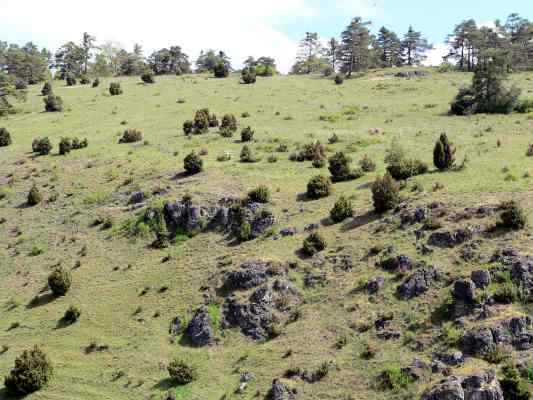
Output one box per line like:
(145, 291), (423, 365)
(0, 0), (319, 73)
(423, 43), (450, 66)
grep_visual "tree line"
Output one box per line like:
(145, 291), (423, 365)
(292, 13), (532, 75)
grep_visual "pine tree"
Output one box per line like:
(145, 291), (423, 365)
(377, 27), (403, 67)
(402, 26), (430, 66)
(339, 18), (372, 76)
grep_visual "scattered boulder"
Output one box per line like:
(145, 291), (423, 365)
(434, 351), (465, 367)
(224, 260), (280, 291)
(186, 307), (215, 347)
(421, 370), (503, 400)
(471, 270), (491, 289)
(453, 279), (477, 303)
(397, 267), (441, 300)
(395, 70), (427, 79)
(268, 379), (297, 400)
(128, 191), (146, 205)
(367, 277), (385, 294)
(459, 328), (495, 357)
(379, 254), (414, 274)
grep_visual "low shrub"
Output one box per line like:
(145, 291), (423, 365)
(92, 78), (100, 88)
(208, 113), (219, 128)
(79, 75), (91, 85)
(119, 129), (143, 144)
(109, 82), (123, 96)
(4, 346), (53, 395)
(221, 114), (237, 132)
(241, 126), (254, 142)
(167, 359), (198, 385)
(184, 152), (203, 174)
(359, 154), (376, 172)
(240, 145), (257, 163)
(183, 120), (194, 135)
(241, 67), (257, 84)
(27, 185), (42, 206)
(329, 152), (363, 182)
(0, 127), (12, 147)
(32, 137), (53, 155)
(41, 82), (53, 96)
(59, 137), (72, 155)
(307, 175), (332, 199)
(248, 185), (270, 203)
(433, 133), (456, 170)
(379, 367), (413, 390)
(48, 267), (71, 296)
(330, 196), (354, 223)
(63, 305), (81, 323)
(214, 62), (229, 78)
(334, 74), (344, 85)
(386, 158), (428, 180)
(66, 74), (76, 86)
(193, 108), (210, 134)
(371, 174), (400, 213)
(303, 232), (327, 256)
(43, 94), (63, 112)
(499, 200), (527, 230)
(141, 71), (155, 84)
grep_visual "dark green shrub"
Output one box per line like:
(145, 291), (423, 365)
(307, 175), (332, 199)
(433, 133), (456, 170)
(359, 154), (376, 172)
(0, 127), (12, 147)
(4, 346), (53, 395)
(494, 282), (522, 304)
(63, 305), (81, 323)
(48, 267), (71, 296)
(43, 94), (63, 112)
(66, 74), (76, 86)
(293, 141), (326, 162)
(219, 127), (233, 137)
(328, 133), (339, 144)
(141, 71), (155, 84)
(119, 129), (142, 144)
(386, 158), (428, 180)
(92, 78), (100, 88)
(193, 108), (210, 134)
(241, 126), (254, 142)
(167, 359), (198, 385)
(328, 152), (363, 182)
(515, 99), (533, 114)
(241, 67), (256, 84)
(208, 113), (219, 128)
(451, 87), (476, 115)
(27, 185), (42, 206)
(334, 74), (344, 85)
(109, 82), (123, 96)
(71, 137), (88, 149)
(79, 75), (90, 85)
(499, 201), (527, 230)
(240, 145), (257, 163)
(303, 232), (327, 256)
(184, 152), (203, 175)
(41, 82), (52, 96)
(183, 120), (194, 135)
(59, 137), (72, 155)
(214, 62), (229, 78)
(238, 221), (252, 242)
(221, 114), (237, 132)
(371, 174), (400, 213)
(500, 363), (531, 400)
(32, 137), (53, 155)
(248, 185), (270, 203)
(330, 196), (353, 223)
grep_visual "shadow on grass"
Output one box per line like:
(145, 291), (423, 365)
(340, 211), (380, 231)
(25, 292), (56, 309)
(152, 378), (175, 391)
(0, 388), (23, 400)
(54, 317), (75, 330)
(296, 192), (320, 203)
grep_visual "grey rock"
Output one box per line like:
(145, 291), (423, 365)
(186, 307), (214, 347)
(471, 270), (491, 289)
(397, 267), (440, 300)
(367, 276), (385, 294)
(453, 279), (476, 303)
(422, 370), (503, 400)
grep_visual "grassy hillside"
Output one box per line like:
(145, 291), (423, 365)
(0, 69), (533, 400)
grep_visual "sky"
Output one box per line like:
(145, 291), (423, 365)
(0, 0), (531, 73)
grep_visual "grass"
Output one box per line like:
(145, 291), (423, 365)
(0, 69), (533, 399)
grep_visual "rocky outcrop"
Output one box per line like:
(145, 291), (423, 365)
(397, 267), (440, 299)
(163, 198), (276, 239)
(224, 260), (281, 291)
(268, 379), (297, 400)
(459, 316), (533, 356)
(453, 279), (477, 303)
(427, 227), (477, 248)
(421, 370), (503, 400)
(471, 270), (491, 289)
(379, 255), (414, 273)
